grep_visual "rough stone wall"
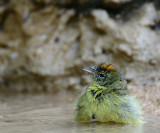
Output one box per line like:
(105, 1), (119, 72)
(0, 0), (160, 94)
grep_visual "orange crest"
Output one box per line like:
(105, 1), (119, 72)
(101, 64), (116, 71)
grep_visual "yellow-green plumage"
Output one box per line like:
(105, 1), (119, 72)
(74, 63), (143, 123)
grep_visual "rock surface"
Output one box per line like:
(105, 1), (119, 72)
(0, 0), (160, 113)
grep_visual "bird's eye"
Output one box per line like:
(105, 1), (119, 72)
(99, 74), (104, 77)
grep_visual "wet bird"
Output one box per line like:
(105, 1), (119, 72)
(74, 63), (143, 123)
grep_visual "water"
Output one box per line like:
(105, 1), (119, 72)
(0, 94), (159, 133)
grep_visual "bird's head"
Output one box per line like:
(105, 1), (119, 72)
(84, 63), (123, 86)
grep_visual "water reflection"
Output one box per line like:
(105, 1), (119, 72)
(0, 94), (160, 133)
(74, 121), (144, 133)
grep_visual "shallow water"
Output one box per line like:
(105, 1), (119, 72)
(0, 94), (159, 133)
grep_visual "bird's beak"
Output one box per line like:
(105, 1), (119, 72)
(83, 66), (96, 74)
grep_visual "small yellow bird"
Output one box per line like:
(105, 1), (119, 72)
(74, 63), (143, 123)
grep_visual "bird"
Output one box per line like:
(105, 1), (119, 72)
(74, 63), (143, 123)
